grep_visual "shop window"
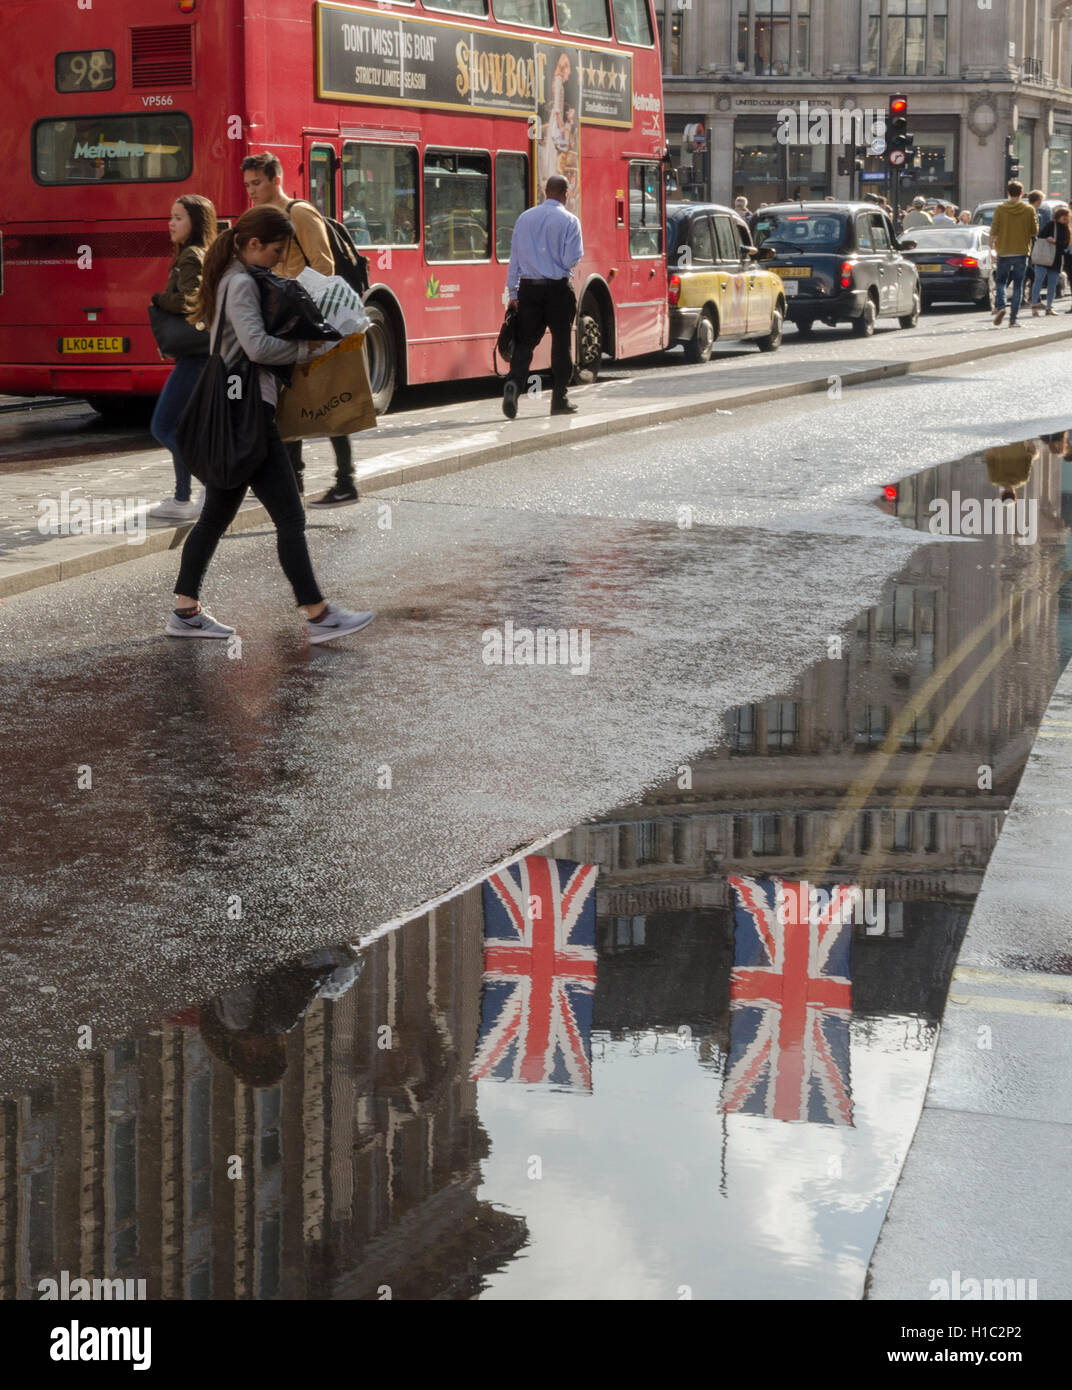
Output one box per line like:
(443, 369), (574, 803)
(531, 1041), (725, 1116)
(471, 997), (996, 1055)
(734, 0), (810, 76)
(865, 0), (946, 76)
(654, 5), (682, 73)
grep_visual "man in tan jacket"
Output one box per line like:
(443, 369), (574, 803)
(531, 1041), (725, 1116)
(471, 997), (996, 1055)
(989, 180), (1039, 327)
(242, 153), (358, 505)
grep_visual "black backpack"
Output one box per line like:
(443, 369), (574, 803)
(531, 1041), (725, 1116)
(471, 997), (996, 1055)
(286, 199), (370, 297)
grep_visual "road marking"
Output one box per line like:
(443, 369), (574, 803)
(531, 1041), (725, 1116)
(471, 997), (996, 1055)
(954, 966), (1072, 992)
(946, 993), (1072, 1019)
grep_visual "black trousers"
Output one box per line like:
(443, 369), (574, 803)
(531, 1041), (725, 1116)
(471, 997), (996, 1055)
(175, 407), (324, 608)
(285, 435), (353, 487)
(508, 279), (577, 402)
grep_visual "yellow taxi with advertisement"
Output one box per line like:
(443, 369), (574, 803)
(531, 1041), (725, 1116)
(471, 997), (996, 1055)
(666, 202), (787, 362)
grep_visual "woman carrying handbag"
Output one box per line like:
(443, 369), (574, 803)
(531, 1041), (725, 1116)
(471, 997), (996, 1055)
(148, 195), (217, 520)
(167, 205), (375, 646)
(1030, 206), (1070, 315)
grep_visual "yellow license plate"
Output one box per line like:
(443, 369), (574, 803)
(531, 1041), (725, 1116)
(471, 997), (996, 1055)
(777, 267), (809, 278)
(918, 263), (943, 273)
(59, 336), (128, 354)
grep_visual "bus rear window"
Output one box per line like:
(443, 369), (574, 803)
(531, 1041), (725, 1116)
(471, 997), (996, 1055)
(34, 114), (192, 184)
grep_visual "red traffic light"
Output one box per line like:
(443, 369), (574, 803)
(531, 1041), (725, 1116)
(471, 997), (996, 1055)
(889, 96), (907, 115)
(884, 485), (898, 501)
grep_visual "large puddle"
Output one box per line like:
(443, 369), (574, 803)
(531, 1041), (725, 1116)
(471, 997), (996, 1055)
(4, 435), (1072, 1300)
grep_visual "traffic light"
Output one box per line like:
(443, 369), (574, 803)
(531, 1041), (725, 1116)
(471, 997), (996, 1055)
(1005, 136), (1022, 183)
(887, 94), (909, 169)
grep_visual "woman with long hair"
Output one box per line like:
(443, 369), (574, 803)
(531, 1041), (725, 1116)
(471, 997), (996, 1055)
(148, 194), (218, 521)
(1031, 205), (1071, 316)
(166, 205), (375, 644)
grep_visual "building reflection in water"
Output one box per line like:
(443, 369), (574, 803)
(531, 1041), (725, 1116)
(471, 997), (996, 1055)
(0, 442), (1068, 1299)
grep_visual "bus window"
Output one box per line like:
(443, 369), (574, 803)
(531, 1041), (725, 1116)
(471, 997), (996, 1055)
(424, 0), (488, 16)
(629, 161), (662, 257)
(611, 0), (654, 45)
(495, 152), (529, 260)
(309, 146), (336, 220)
(55, 49), (115, 92)
(557, 0), (612, 38)
(33, 113), (193, 184)
(492, 0), (552, 25)
(341, 143), (419, 246)
(424, 151), (491, 262)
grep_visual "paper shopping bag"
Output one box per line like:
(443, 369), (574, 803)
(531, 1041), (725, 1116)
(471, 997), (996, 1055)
(276, 332), (376, 440)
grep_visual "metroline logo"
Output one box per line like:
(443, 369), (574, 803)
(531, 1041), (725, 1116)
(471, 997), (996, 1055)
(73, 140), (145, 159)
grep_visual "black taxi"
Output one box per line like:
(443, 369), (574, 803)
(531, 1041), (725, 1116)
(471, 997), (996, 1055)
(752, 202), (921, 336)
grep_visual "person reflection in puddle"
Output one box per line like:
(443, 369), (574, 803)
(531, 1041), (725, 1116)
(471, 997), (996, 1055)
(985, 438), (1039, 504)
(198, 946), (364, 1087)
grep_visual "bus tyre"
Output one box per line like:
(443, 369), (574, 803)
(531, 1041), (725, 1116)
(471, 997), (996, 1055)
(573, 300), (602, 384)
(363, 302), (397, 415)
(685, 309), (717, 363)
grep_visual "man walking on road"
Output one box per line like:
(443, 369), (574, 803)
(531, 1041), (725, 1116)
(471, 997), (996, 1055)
(902, 197), (932, 230)
(242, 153), (359, 506)
(503, 175), (584, 420)
(990, 179), (1038, 327)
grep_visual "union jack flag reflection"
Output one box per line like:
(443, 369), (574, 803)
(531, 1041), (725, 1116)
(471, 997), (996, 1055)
(721, 876), (854, 1126)
(473, 856), (599, 1091)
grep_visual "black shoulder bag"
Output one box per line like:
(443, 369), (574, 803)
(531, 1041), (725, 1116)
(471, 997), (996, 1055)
(174, 282), (267, 491)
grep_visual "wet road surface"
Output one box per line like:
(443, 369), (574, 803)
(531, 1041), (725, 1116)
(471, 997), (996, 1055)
(2, 347), (1071, 1298)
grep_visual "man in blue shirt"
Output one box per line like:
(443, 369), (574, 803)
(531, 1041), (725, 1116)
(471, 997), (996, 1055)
(503, 175), (585, 418)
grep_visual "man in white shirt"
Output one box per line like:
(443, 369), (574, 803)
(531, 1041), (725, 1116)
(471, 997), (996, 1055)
(503, 175), (585, 418)
(931, 203), (956, 226)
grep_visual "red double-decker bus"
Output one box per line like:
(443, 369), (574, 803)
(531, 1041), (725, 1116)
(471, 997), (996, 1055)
(0, 0), (668, 416)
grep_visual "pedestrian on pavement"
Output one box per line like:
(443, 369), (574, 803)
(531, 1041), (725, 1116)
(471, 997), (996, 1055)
(502, 174), (584, 420)
(166, 206), (375, 645)
(148, 195), (218, 522)
(734, 195), (750, 225)
(990, 179), (1038, 327)
(1030, 206), (1070, 315)
(1026, 189), (1045, 215)
(901, 197), (933, 231)
(242, 152), (359, 507)
(958, 209), (972, 225)
(932, 203), (957, 226)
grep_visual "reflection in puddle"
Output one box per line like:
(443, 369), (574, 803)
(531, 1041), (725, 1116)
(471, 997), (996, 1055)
(3, 437), (1072, 1300)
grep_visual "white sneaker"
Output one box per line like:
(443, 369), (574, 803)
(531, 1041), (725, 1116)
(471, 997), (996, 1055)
(165, 608), (235, 639)
(304, 604), (376, 645)
(148, 496), (201, 521)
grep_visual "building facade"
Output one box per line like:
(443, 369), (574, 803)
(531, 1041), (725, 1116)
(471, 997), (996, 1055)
(656, 0), (1072, 212)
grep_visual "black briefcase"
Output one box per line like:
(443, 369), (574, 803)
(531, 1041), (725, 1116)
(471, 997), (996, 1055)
(496, 305), (518, 362)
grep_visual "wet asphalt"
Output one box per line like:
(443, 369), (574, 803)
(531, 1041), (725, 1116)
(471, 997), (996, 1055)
(2, 342), (1071, 1092)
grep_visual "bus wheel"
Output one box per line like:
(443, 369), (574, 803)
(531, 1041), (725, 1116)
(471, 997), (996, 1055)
(573, 299), (603, 384)
(363, 303), (397, 415)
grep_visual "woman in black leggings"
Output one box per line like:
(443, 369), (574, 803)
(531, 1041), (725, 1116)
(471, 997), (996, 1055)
(168, 205), (374, 646)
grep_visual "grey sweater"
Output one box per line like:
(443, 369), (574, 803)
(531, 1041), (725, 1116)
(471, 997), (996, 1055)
(211, 260), (307, 405)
